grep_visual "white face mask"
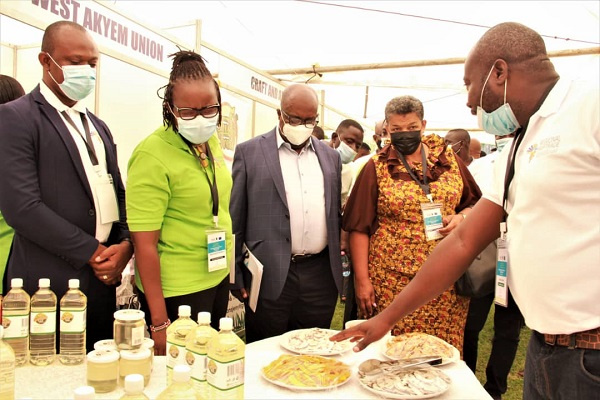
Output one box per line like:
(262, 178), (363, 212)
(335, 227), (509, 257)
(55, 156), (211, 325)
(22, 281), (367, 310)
(336, 140), (357, 164)
(176, 115), (218, 144)
(282, 123), (313, 146)
(46, 53), (96, 101)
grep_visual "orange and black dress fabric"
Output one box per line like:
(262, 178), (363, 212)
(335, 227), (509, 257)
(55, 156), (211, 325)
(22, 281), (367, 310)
(343, 134), (481, 353)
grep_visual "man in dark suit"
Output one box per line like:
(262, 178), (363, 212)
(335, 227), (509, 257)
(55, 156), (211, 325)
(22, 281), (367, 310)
(0, 21), (132, 351)
(230, 84), (342, 343)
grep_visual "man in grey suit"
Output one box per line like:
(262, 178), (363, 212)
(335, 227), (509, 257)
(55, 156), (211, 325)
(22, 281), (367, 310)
(0, 21), (132, 351)
(230, 84), (343, 343)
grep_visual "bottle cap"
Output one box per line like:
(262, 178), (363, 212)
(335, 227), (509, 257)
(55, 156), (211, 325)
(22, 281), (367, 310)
(39, 278), (50, 288)
(178, 305), (191, 317)
(120, 348), (151, 361)
(68, 279), (80, 289)
(197, 311), (211, 324)
(219, 317), (233, 331)
(172, 364), (191, 382)
(73, 386), (95, 400)
(87, 349), (120, 363)
(124, 373), (145, 393)
(114, 309), (145, 321)
(11, 278), (23, 288)
(94, 339), (117, 351)
(142, 338), (154, 350)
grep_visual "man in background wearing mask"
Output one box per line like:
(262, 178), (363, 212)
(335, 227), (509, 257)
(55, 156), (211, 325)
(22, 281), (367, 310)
(328, 119), (364, 206)
(230, 84), (343, 343)
(0, 21), (132, 351)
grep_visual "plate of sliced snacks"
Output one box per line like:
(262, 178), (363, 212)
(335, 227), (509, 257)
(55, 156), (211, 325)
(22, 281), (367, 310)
(382, 332), (460, 366)
(280, 327), (354, 355)
(358, 365), (452, 399)
(261, 354), (351, 390)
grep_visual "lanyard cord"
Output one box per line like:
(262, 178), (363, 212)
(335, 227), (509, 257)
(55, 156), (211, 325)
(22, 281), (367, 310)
(61, 111), (99, 166)
(397, 145), (431, 199)
(188, 142), (219, 224)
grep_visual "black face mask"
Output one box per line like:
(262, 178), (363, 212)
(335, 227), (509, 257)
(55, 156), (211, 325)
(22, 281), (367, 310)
(391, 131), (422, 155)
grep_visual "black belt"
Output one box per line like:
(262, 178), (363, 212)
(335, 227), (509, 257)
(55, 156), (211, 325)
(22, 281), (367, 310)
(291, 247), (328, 263)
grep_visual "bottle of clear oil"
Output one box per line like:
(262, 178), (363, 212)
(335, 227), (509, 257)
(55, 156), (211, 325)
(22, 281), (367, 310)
(2, 278), (30, 366)
(59, 279), (87, 365)
(29, 278), (57, 365)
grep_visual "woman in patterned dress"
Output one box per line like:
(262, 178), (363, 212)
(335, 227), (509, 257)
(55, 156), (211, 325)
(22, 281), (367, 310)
(343, 96), (480, 352)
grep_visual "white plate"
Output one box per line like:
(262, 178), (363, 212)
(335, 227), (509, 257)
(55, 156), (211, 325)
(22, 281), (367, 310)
(381, 333), (460, 366)
(261, 354), (352, 391)
(280, 328), (354, 355)
(358, 366), (451, 399)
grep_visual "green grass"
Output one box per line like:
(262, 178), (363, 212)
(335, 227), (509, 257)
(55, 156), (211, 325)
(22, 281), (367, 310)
(331, 299), (530, 400)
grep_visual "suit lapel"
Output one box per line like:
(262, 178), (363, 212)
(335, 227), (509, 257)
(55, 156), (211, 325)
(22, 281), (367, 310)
(260, 129), (289, 209)
(313, 139), (332, 218)
(32, 87), (94, 201)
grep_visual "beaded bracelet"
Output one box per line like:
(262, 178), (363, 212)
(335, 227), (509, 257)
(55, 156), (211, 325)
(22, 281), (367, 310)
(149, 319), (171, 332)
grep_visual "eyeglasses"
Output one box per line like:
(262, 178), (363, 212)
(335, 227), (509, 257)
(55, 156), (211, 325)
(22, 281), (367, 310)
(171, 103), (220, 120)
(280, 109), (319, 129)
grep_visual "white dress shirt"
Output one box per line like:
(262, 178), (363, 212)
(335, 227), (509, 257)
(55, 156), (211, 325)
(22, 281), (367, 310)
(40, 81), (113, 243)
(276, 127), (327, 255)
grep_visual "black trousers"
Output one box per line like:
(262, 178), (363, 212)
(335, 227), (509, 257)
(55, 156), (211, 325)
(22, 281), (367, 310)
(244, 251), (338, 343)
(463, 290), (524, 398)
(137, 276), (230, 332)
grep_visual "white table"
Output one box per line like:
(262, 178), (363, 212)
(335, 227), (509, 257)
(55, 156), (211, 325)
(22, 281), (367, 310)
(15, 335), (492, 399)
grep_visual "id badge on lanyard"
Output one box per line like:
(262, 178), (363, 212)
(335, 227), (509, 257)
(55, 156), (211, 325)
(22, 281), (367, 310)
(421, 196), (444, 241)
(95, 172), (119, 224)
(494, 222), (509, 307)
(207, 216), (227, 273)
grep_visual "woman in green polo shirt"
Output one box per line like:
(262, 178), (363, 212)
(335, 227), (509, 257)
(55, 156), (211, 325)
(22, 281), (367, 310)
(126, 51), (233, 355)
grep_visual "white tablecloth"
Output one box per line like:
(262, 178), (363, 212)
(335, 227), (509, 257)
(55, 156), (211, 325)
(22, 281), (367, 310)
(15, 335), (492, 399)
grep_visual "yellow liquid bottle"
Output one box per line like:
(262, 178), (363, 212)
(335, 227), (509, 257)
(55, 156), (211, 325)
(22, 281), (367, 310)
(29, 278), (57, 366)
(2, 278), (30, 366)
(156, 365), (199, 400)
(120, 373), (150, 400)
(185, 312), (217, 399)
(0, 326), (16, 400)
(166, 305), (197, 385)
(59, 279), (87, 365)
(206, 317), (244, 400)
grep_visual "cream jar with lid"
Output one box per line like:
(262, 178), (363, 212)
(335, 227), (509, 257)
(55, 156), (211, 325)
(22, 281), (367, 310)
(142, 338), (155, 369)
(94, 339), (118, 352)
(114, 310), (145, 350)
(119, 348), (151, 387)
(86, 349), (120, 393)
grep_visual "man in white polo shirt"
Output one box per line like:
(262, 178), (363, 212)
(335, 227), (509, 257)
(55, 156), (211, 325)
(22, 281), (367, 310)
(332, 22), (599, 399)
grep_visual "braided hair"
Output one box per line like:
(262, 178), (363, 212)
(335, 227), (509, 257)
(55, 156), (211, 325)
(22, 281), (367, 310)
(159, 50), (221, 131)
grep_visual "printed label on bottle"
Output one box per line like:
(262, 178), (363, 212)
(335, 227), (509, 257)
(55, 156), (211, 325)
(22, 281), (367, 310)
(60, 308), (86, 333)
(166, 342), (186, 369)
(207, 357), (244, 390)
(131, 325), (144, 347)
(187, 349), (208, 382)
(2, 314), (29, 338)
(30, 311), (57, 334)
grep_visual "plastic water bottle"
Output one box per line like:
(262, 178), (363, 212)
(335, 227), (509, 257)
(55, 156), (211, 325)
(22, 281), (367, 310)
(340, 251), (351, 302)
(166, 305), (197, 385)
(59, 279), (87, 365)
(29, 278), (57, 365)
(120, 374), (149, 400)
(0, 326), (16, 400)
(2, 278), (30, 366)
(156, 365), (198, 400)
(206, 317), (244, 400)
(185, 312), (217, 398)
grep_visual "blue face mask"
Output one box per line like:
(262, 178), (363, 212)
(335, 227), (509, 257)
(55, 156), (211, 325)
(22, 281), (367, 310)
(336, 140), (357, 164)
(47, 53), (96, 101)
(477, 65), (520, 137)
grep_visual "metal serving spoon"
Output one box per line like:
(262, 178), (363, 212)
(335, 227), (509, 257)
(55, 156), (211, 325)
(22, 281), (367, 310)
(358, 356), (443, 376)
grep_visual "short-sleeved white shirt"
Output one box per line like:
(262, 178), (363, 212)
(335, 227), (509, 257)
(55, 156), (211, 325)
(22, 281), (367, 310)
(484, 78), (600, 334)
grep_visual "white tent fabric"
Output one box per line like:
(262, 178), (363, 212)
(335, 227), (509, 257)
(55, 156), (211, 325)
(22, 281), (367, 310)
(112, 0), (600, 135)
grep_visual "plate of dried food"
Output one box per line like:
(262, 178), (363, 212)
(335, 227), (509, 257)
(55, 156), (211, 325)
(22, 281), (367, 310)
(261, 354), (352, 391)
(280, 327), (354, 355)
(382, 332), (460, 366)
(358, 365), (451, 399)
